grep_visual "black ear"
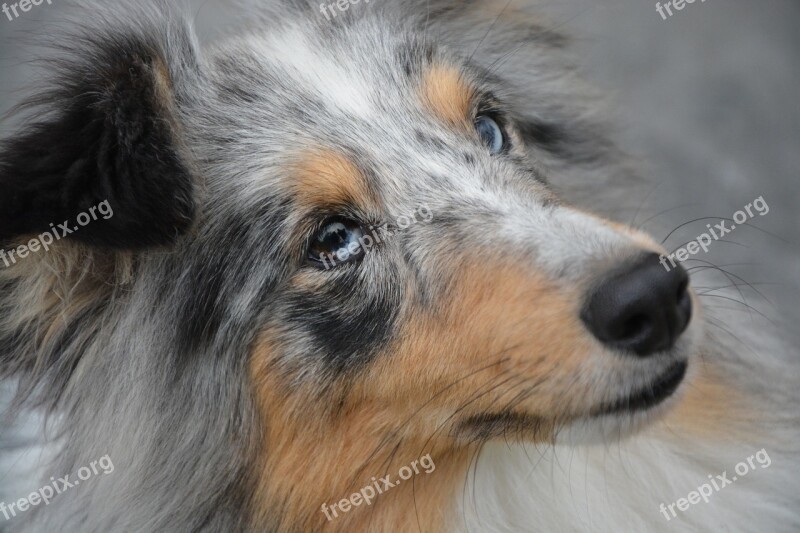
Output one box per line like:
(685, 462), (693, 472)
(0, 22), (198, 249)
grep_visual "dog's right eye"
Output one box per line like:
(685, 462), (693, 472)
(475, 115), (507, 155)
(308, 218), (366, 268)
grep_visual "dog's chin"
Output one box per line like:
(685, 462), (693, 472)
(556, 359), (690, 445)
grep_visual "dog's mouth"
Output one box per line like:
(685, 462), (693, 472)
(592, 360), (688, 417)
(455, 360), (688, 440)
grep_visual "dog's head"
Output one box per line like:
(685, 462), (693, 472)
(0, 1), (702, 530)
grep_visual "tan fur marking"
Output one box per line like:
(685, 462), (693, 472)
(249, 334), (468, 531)
(151, 57), (174, 106)
(290, 150), (376, 212)
(359, 259), (595, 425)
(420, 64), (475, 128)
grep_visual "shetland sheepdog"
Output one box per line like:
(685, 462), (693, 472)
(1, 1), (797, 531)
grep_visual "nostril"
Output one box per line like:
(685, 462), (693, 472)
(620, 313), (650, 341)
(581, 253), (693, 357)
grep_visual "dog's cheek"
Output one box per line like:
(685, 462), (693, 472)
(356, 257), (597, 427)
(278, 268), (402, 373)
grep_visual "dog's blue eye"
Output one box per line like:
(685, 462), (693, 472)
(308, 218), (366, 268)
(475, 115), (505, 154)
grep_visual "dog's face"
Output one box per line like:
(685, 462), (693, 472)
(205, 18), (703, 523)
(0, 2), (702, 530)
(223, 22), (699, 438)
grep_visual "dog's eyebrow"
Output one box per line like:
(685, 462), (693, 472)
(289, 149), (379, 213)
(419, 63), (477, 127)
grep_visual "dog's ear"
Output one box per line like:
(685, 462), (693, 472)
(0, 21), (199, 250)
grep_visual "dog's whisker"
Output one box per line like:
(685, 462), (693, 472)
(633, 201), (701, 231)
(688, 257), (775, 308)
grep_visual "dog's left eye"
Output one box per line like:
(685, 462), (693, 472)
(475, 115), (505, 154)
(308, 218), (366, 268)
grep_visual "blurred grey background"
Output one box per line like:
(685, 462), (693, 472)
(1, 0), (798, 507)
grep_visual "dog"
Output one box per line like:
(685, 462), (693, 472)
(0, 1), (798, 531)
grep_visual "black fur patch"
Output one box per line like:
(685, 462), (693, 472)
(0, 34), (196, 249)
(282, 268), (399, 373)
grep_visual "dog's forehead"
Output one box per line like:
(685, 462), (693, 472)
(206, 23), (535, 215)
(255, 24), (428, 119)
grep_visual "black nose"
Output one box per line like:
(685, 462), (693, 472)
(581, 253), (692, 357)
